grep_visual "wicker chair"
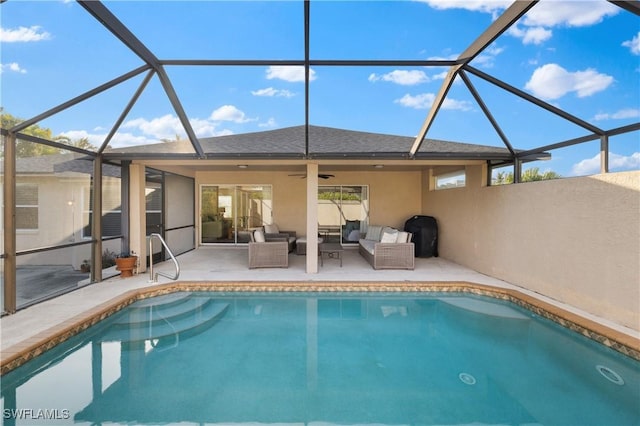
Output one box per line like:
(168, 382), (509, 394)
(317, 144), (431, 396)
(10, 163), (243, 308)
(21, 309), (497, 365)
(248, 230), (289, 269)
(264, 224), (296, 252)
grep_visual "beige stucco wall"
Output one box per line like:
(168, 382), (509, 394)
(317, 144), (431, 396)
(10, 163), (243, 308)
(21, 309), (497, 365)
(195, 169), (423, 238)
(423, 166), (640, 330)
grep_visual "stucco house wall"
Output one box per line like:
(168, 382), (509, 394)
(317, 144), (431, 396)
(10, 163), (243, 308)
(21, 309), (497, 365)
(422, 166), (640, 330)
(195, 169), (423, 239)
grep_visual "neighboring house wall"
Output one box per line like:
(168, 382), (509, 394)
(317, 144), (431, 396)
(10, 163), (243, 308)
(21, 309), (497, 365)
(422, 166), (640, 330)
(15, 176), (89, 268)
(13, 175), (121, 270)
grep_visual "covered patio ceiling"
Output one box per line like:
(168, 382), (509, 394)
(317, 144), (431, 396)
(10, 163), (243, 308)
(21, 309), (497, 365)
(3, 0), (639, 171)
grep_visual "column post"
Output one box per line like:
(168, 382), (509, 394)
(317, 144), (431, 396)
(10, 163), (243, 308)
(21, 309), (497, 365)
(306, 162), (319, 273)
(3, 132), (16, 313)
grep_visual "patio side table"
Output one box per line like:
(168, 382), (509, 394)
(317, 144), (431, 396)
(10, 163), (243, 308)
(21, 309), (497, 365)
(320, 243), (344, 267)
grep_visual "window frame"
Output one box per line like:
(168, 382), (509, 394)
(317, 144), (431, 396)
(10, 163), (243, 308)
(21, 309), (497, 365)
(15, 183), (39, 231)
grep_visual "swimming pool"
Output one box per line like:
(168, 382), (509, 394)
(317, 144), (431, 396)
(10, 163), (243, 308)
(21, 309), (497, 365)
(1, 289), (639, 425)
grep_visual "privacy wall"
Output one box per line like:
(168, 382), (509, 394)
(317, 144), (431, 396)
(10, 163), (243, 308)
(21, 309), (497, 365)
(423, 167), (640, 331)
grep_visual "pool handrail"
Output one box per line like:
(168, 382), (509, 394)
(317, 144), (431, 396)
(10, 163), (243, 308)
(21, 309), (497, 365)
(148, 233), (180, 283)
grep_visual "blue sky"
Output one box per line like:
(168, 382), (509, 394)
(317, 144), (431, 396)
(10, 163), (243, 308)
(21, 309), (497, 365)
(1, 0), (639, 177)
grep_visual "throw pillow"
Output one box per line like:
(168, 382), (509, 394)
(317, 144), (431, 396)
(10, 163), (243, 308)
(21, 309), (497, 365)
(396, 231), (410, 243)
(264, 223), (279, 234)
(254, 229), (266, 242)
(381, 228), (398, 243)
(347, 230), (361, 241)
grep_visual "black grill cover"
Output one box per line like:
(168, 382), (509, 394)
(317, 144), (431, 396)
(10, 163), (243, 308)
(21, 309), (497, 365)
(404, 215), (438, 258)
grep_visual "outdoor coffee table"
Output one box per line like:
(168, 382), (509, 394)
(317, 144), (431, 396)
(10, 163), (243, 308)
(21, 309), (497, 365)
(320, 243), (344, 267)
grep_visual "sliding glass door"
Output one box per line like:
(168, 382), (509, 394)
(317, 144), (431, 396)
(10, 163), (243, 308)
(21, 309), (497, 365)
(200, 185), (272, 244)
(318, 185), (369, 245)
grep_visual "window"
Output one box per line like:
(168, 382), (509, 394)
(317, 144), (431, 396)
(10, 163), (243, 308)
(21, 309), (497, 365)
(82, 177), (123, 238)
(200, 185), (273, 244)
(146, 182), (163, 236)
(318, 185), (369, 244)
(16, 184), (38, 230)
(435, 170), (466, 190)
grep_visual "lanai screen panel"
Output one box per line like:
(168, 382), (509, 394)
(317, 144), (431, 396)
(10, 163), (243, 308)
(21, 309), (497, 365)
(106, 1), (304, 60)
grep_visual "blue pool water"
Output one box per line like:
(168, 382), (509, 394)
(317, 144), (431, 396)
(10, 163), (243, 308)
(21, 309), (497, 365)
(1, 292), (639, 425)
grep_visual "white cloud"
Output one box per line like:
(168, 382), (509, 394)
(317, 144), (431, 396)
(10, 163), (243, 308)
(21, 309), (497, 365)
(209, 105), (255, 123)
(416, 0), (511, 14)
(572, 152), (640, 176)
(61, 113), (239, 148)
(109, 132), (157, 148)
(523, 1), (619, 28)
(593, 108), (640, 121)
(368, 70), (429, 85)
(122, 113), (236, 141)
(472, 45), (504, 68)
(394, 93), (472, 111)
(432, 71), (448, 80)
(525, 63), (613, 100)
(60, 129), (160, 148)
(508, 24), (552, 45)
(427, 53), (458, 61)
(0, 25), (51, 42)
(189, 118), (218, 137)
(506, 2), (618, 45)
(123, 114), (185, 140)
(622, 32), (640, 55)
(259, 118), (277, 128)
(59, 130), (106, 147)
(395, 93), (435, 109)
(442, 98), (473, 111)
(419, 0), (618, 46)
(266, 66), (316, 82)
(251, 87), (295, 98)
(418, 1), (617, 27)
(0, 62), (27, 74)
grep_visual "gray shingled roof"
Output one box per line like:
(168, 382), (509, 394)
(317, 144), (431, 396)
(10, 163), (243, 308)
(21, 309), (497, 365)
(5, 153), (120, 176)
(9, 126), (518, 168)
(112, 125), (513, 160)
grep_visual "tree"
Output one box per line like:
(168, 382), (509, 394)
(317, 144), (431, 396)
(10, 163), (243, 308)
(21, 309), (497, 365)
(521, 167), (561, 182)
(53, 134), (96, 151)
(1, 109), (97, 156)
(492, 167), (561, 185)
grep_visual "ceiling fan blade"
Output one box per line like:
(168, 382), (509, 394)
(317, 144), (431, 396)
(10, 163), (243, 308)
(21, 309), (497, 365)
(288, 173), (335, 179)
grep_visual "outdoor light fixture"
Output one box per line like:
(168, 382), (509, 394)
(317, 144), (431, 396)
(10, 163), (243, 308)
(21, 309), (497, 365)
(374, 164), (384, 168)
(237, 165), (248, 169)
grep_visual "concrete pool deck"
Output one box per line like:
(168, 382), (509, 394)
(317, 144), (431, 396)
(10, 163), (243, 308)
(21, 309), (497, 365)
(2, 247), (639, 371)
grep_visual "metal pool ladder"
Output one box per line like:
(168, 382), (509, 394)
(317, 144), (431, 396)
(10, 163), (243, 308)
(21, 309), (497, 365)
(148, 233), (181, 283)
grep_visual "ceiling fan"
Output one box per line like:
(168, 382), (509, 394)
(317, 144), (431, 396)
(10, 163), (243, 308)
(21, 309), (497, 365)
(288, 173), (335, 179)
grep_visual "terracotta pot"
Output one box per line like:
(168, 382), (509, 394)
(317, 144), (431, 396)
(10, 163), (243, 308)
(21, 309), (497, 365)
(115, 256), (138, 278)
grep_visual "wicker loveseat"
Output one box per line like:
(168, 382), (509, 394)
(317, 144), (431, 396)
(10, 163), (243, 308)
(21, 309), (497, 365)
(358, 225), (415, 270)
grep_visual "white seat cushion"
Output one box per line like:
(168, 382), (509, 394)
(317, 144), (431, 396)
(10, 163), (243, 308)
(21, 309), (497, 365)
(296, 237), (324, 243)
(359, 239), (376, 255)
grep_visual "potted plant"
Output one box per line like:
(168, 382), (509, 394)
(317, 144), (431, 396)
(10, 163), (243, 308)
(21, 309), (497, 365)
(114, 251), (138, 278)
(80, 259), (91, 273)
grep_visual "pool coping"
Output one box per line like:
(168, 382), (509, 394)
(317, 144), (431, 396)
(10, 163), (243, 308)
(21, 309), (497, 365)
(2, 280), (639, 375)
